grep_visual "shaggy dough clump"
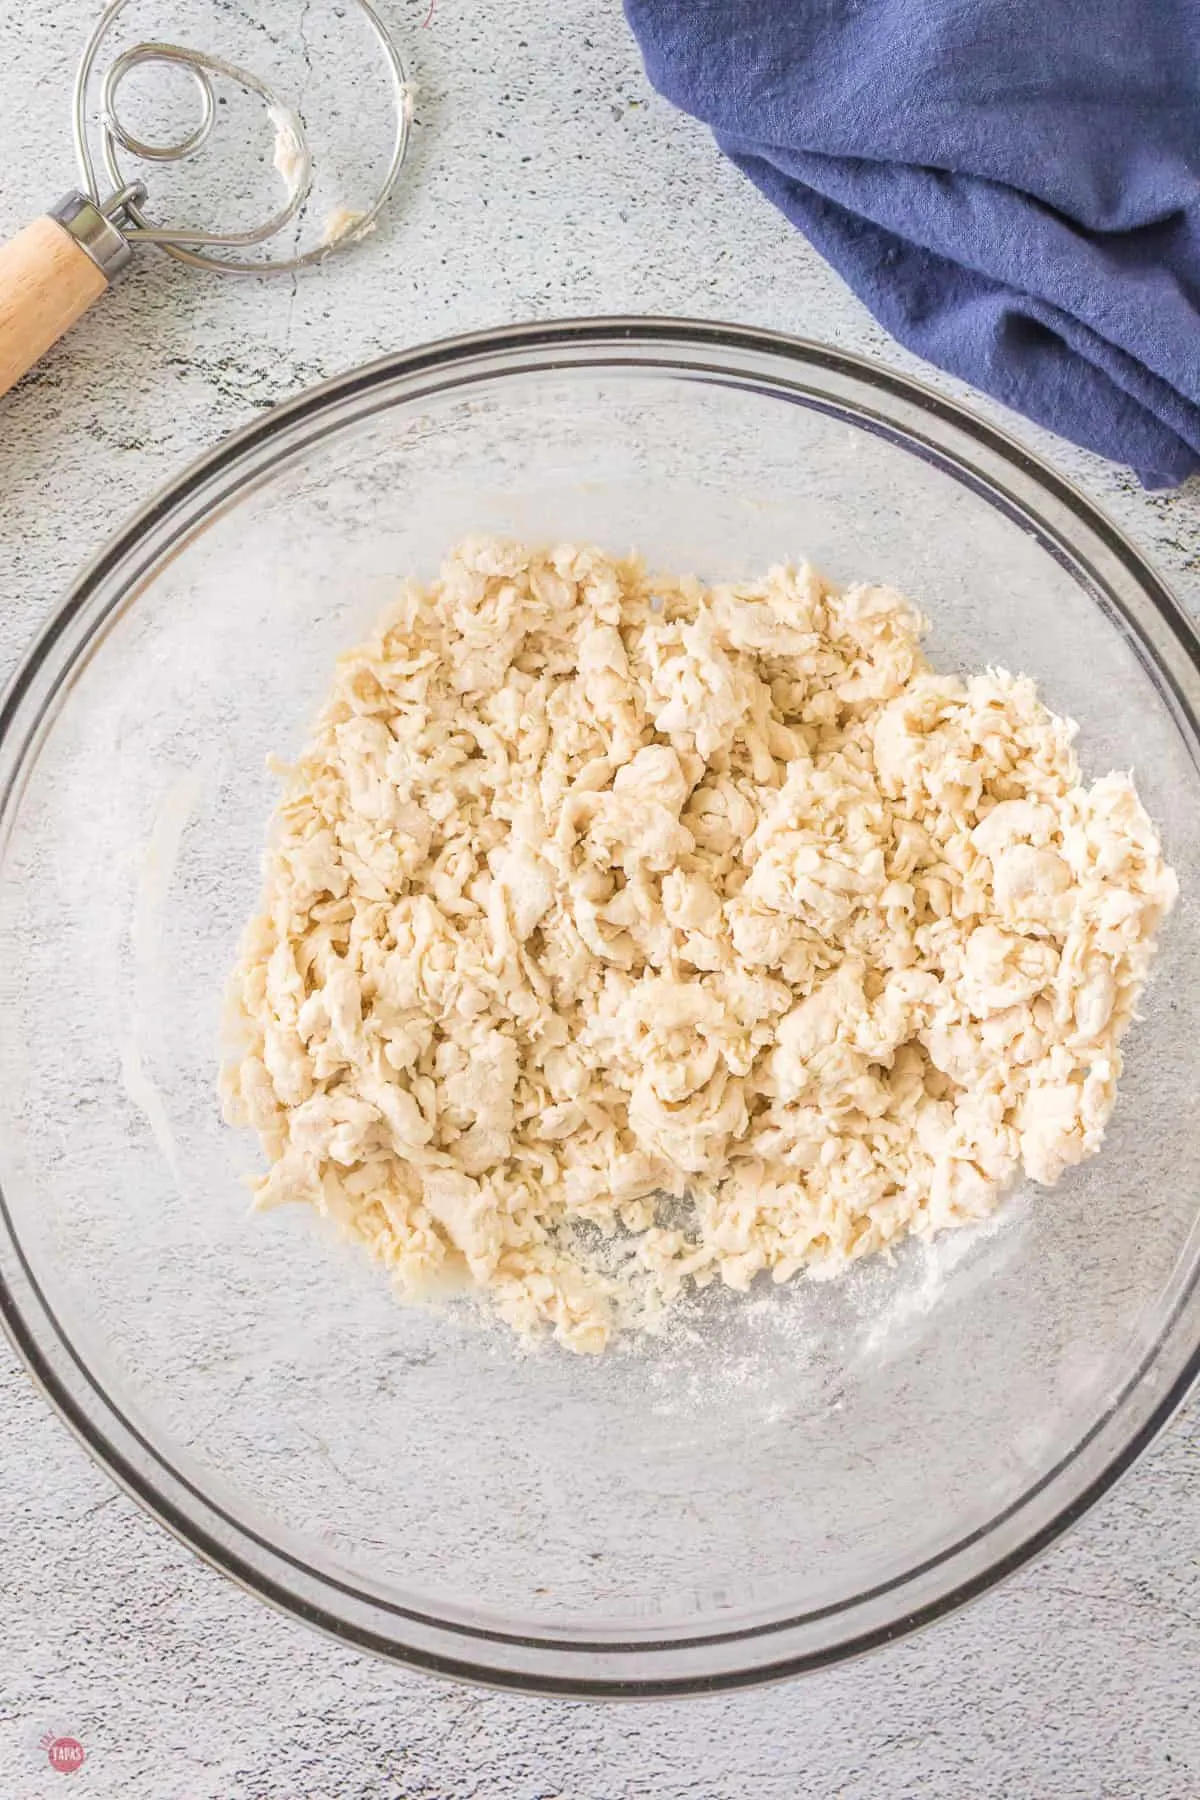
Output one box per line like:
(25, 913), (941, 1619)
(222, 539), (1177, 1352)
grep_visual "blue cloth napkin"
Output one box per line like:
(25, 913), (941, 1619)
(625, 0), (1200, 487)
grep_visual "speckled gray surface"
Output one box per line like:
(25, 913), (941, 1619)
(1, 3), (1198, 1796)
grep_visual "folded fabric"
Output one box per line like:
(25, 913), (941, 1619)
(625, 0), (1200, 487)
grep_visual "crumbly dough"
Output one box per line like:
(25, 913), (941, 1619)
(221, 539), (1177, 1352)
(320, 207), (377, 249)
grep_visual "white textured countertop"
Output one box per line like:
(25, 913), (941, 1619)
(1, 4), (1197, 1795)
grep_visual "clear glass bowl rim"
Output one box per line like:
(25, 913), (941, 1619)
(1, 316), (1198, 1698)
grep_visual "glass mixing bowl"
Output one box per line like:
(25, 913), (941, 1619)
(1, 321), (1197, 1696)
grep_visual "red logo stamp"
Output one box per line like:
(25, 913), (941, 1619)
(41, 1734), (86, 1774)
